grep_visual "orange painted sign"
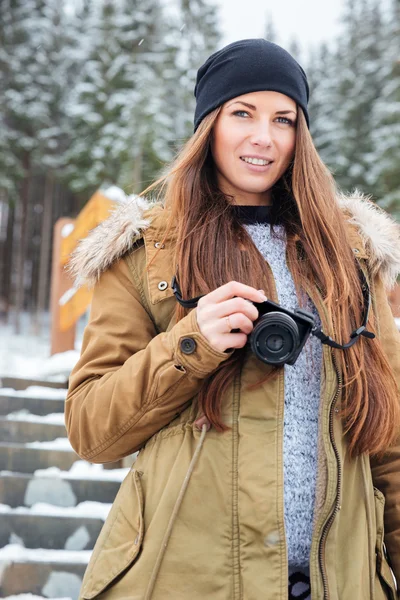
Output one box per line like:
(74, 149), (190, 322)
(59, 191), (115, 331)
(59, 285), (94, 332)
(61, 191), (115, 266)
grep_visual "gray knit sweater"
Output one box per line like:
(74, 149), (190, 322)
(244, 221), (322, 569)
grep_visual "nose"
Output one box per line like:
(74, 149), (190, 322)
(250, 122), (273, 148)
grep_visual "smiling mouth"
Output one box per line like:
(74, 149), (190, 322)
(240, 157), (273, 166)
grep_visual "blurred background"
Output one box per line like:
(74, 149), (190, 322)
(0, 0), (399, 345)
(0, 2), (399, 598)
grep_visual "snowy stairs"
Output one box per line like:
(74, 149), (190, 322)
(0, 381), (129, 599)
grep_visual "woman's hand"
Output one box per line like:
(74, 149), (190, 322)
(196, 281), (268, 353)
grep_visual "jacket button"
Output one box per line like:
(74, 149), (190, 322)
(180, 337), (196, 355)
(158, 281), (168, 291)
(154, 242), (165, 249)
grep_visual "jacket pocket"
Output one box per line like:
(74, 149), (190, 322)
(374, 487), (397, 600)
(80, 469), (145, 599)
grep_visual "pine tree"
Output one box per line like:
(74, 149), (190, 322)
(64, 0), (220, 197)
(64, 0), (172, 195)
(307, 42), (341, 174)
(264, 14), (278, 43)
(0, 0), (75, 331)
(0, 0), (34, 198)
(0, 0), (44, 331)
(334, 0), (386, 194)
(369, 0), (400, 216)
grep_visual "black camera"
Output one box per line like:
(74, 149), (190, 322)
(171, 273), (375, 368)
(248, 300), (316, 366)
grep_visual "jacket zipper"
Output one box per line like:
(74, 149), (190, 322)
(283, 246), (344, 598)
(317, 349), (343, 600)
(286, 243), (344, 600)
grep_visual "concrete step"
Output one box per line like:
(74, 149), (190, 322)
(0, 472), (121, 508)
(0, 442), (80, 473)
(0, 394), (65, 416)
(0, 417), (67, 443)
(0, 512), (106, 550)
(0, 376), (68, 390)
(0, 551), (88, 599)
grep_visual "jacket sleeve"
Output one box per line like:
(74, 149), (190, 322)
(370, 273), (400, 584)
(65, 255), (231, 463)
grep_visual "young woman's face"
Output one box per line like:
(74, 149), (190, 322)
(211, 90), (297, 206)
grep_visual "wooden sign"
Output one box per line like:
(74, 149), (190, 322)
(50, 192), (116, 346)
(59, 285), (94, 332)
(60, 191), (115, 266)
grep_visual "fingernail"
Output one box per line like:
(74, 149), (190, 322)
(258, 290), (267, 301)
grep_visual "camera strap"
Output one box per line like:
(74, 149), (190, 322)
(311, 268), (375, 349)
(171, 275), (204, 309)
(170, 268), (376, 350)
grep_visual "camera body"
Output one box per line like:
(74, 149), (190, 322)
(248, 299), (316, 366)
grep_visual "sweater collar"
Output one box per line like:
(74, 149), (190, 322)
(230, 204), (272, 225)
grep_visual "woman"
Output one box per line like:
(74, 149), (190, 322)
(66, 39), (400, 599)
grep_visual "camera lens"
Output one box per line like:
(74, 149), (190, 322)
(266, 333), (284, 352)
(250, 312), (300, 365)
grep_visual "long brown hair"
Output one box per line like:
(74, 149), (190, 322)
(141, 107), (399, 458)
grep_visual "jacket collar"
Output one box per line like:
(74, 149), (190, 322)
(69, 191), (400, 290)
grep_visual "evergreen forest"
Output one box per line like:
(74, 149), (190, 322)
(0, 0), (398, 331)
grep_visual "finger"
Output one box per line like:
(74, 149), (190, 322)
(204, 281), (267, 305)
(219, 312), (254, 335)
(214, 297), (259, 322)
(220, 331), (248, 349)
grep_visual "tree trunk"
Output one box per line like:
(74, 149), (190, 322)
(0, 191), (9, 323)
(2, 197), (15, 324)
(33, 171), (54, 335)
(13, 152), (31, 334)
(132, 140), (143, 194)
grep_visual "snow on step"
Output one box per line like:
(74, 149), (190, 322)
(5, 411), (66, 425)
(34, 461), (130, 482)
(0, 543), (91, 564)
(0, 501), (111, 520)
(0, 557), (84, 599)
(0, 386), (67, 399)
(2, 595), (72, 600)
(0, 396), (65, 417)
(0, 442), (80, 473)
(1, 460), (129, 482)
(25, 438), (72, 451)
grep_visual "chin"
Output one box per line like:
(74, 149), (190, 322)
(241, 185), (272, 194)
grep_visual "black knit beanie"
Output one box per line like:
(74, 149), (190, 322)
(194, 38), (310, 131)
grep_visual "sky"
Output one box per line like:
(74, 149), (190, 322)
(214, 0), (345, 57)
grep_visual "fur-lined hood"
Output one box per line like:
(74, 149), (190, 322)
(68, 191), (400, 290)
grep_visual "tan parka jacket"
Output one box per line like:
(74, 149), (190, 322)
(66, 192), (400, 600)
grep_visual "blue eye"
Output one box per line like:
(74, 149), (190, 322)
(276, 116), (294, 125)
(232, 110), (250, 118)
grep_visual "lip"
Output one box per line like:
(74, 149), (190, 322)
(240, 156), (274, 172)
(240, 155), (274, 162)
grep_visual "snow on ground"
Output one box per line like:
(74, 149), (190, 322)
(5, 411), (66, 425)
(38, 351), (80, 380)
(2, 596), (72, 600)
(0, 387), (67, 399)
(33, 461), (130, 481)
(0, 544), (91, 563)
(25, 438), (72, 450)
(0, 461), (130, 482)
(0, 310), (85, 380)
(0, 500), (112, 520)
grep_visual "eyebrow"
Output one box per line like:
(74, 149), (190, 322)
(227, 100), (297, 116)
